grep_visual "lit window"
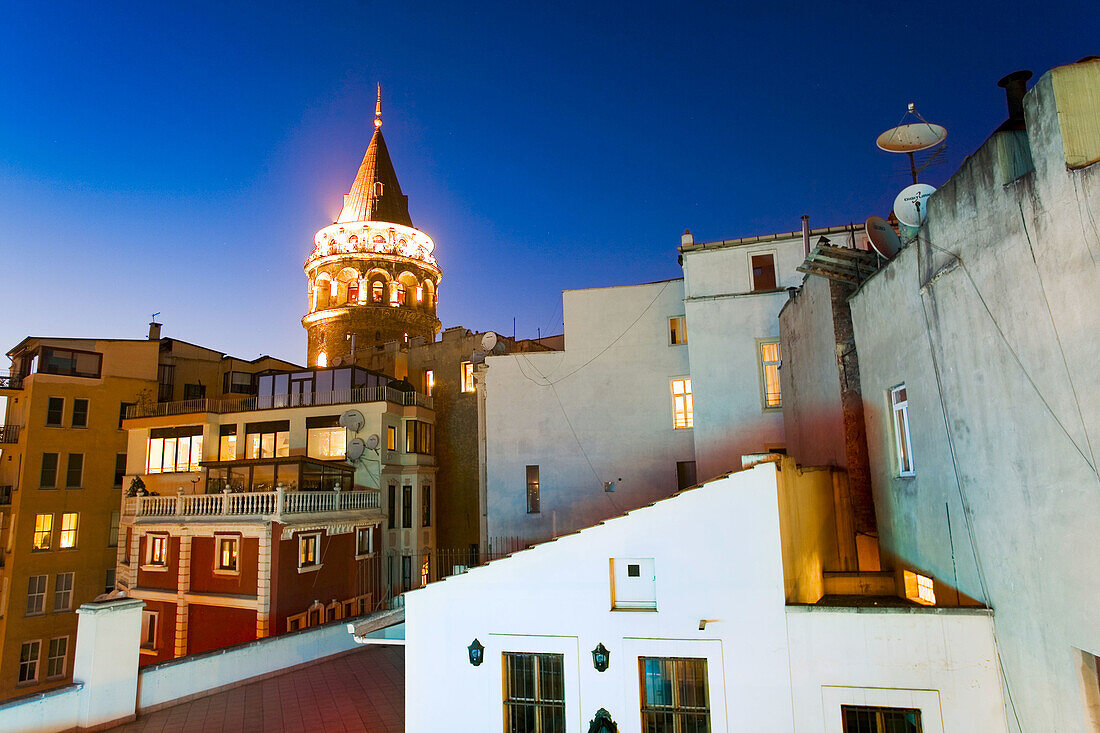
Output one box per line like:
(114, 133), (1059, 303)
(18, 641), (40, 684)
(405, 420), (433, 455)
(53, 572), (73, 612)
(219, 426), (237, 460)
(526, 465), (540, 514)
(348, 280), (359, 304)
(639, 657), (710, 731)
(244, 422), (290, 459)
(750, 252), (777, 291)
(46, 637), (67, 679)
(307, 424), (347, 460)
(71, 399), (88, 428)
(299, 533), (320, 569)
(59, 513), (77, 549)
(903, 570), (936, 606)
(141, 611), (158, 650)
(65, 454), (83, 488)
(461, 361), (475, 393)
(147, 535), (169, 567)
(46, 397), (64, 426)
(503, 652), (565, 731)
(759, 340), (781, 409)
(216, 536), (239, 572)
(329, 279), (338, 298)
(356, 527), (373, 556)
(317, 351), (327, 368)
(891, 385), (915, 476)
(671, 378), (693, 429)
(371, 281), (384, 302)
(425, 370), (434, 396)
(394, 283), (406, 306)
(421, 554), (431, 586)
(26, 575), (47, 616)
(669, 316), (687, 345)
(146, 429), (203, 473)
(386, 425), (396, 451)
(415, 285), (424, 301)
(841, 706), (922, 732)
(33, 514), (52, 551)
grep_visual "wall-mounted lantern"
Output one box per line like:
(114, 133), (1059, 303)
(468, 638), (485, 666)
(591, 642), (610, 672)
(587, 708), (618, 732)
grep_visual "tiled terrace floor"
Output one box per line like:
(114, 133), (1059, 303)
(114, 644), (404, 732)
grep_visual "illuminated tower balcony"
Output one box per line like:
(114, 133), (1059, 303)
(308, 221), (438, 269)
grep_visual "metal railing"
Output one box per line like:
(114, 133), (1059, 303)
(0, 373), (23, 390)
(0, 425), (20, 444)
(124, 386), (432, 419)
(124, 488), (381, 519)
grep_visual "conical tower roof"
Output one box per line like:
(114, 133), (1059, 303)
(337, 86), (412, 227)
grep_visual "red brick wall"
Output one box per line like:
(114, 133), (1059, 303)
(189, 535), (259, 596)
(136, 534), (180, 590)
(187, 604), (257, 656)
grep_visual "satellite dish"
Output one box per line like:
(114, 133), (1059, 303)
(865, 216), (902, 258)
(332, 356), (343, 367)
(893, 184), (936, 227)
(876, 123), (948, 153)
(339, 409), (365, 433)
(365, 434), (380, 451)
(470, 350), (486, 365)
(346, 437), (366, 463)
(481, 331), (498, 351)
(491, 341), (506, 355)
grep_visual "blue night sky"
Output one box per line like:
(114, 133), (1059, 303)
(1, 1), (1096, 365)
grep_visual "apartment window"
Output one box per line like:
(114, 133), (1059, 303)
(307, 416), (346, 460)
(157, 364), (175, 402)
(46, 397), (64, 426)
(503, 652), (566, 733)
(676, 460), (697, 490)
(104, 568), (116, 595)
(421, 554), (431, 586)
(903, 570), (936, 606)
(46, 637), (68, 679)
(298, 532), (320, 569)
(33, 514), (53, 551)
(402, 485), (412, 528)
(669, 316), (688, 345)
(750, 252), (777, 291)
(891, 385), (915, 476)
(53, 572), (74, 612)
(59, 513), (77, 549)
(841, 706), (922, 733)
(460, 361), (475, 393)
(244, 420), (290, 460)
(114, 453), (127, 488)
(424, 370), (434, 396)
(140, 611), (158, 650)
(147, 535), (169, 567)
(223, 371), (254, 395)
(387, 485), (396, 529)
(65, 454), (83, 488)
(758, 340), (782, 409)
(119, 401), (135, 428)
(18, 641), (40, 684)
(405, 420), (434, 454)
(26, 576), (47, 616)
(219, 425), (237, 461)
(401, 555), (412, 593)
(386, 425), (396, 451)
(147, 426), (204, 473)
(40, 453), (58, 488)
(356, 527), (374, 556)
(40, 346), (101, 378)
(216, 536), (239, 572)
(671, 378), (694, 429)
(108, 511), (120, 548)
(639, 657), (711, 732)
(183, 383), (205, 400)
(526, 465), (540, 514)
(71, 398), (89, 428)
(422, 486), (431, 527)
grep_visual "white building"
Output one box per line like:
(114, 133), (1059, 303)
(406, 458), (1008, 732)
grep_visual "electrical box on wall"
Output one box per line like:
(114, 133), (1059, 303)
(610, 557), (657, 610)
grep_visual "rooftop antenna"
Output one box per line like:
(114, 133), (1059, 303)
(876, 104), (948, 184)
(151, 312), (161, 322)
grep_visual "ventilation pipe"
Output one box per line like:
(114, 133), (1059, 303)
(997, 70), (1032, 124)
(801, 215), (810, 255)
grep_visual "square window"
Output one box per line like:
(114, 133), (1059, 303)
(460, 361), (475, 393)
(628, 564), (640, 577)
(840, 705), (922, 732)
(669, 316), (688, 345)
(356, 527), (374, 556)
(299, 533), (320, 569)
(671, 378), (694, 429)
(26, 576), (47, 616)
(59, 513), (77, 549)
(216, 536), (239, 572)
(903, 570), (936, 606)
(33, 514), (52, 551)
(758, 340), (782, 409)
(53, 572), (74, 612)
(639, 657), (710, 729)
(526, 465), (540, 514)
(18, 641), (40, 684)
(46, 397), (64, 427)
(503, 652), (566, 731)
(891, 385), (915, 476)
(40, 453), (58, 488)
(65, 454), (83, 489)
(46, 637), (68, 679)
(71, 399), (89, 428)
(750, 252), (777, 291)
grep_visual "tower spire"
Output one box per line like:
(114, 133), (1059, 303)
(374, 84), (382, 129)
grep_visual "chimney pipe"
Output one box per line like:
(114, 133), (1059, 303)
(801, 215), (810, 255)
(148, 322), (161, 341)
(997, 70), (1032, 123)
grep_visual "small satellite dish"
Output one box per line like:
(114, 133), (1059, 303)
(332, 356), (343, 367)
(339, 409), (365, 433)
(365, 434), (380, 451)
(491, 341), (506, 355)
(865, 216), (902, 259)
(893, 184), (936, 227)
(481, 331), (498, 352)
(346, 437), (366, 463)
(876, 123), (948, 153)
(470, 350), (486, 365)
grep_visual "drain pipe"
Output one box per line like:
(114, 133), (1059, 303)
(801, 215), (810, 255)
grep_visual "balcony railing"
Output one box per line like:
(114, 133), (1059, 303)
(125, 386), (432, 419)
(124, 488), (380, 519)
(0, 425), (20, 444)
(0, 373), (23, 390)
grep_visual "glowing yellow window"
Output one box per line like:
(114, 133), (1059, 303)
(59, 513), (77, 549)
(33, 514), (53, 551)
(425, 370), (435, 396)
(461, 362), (475, 393)
(903, 570), (936, 605)
(671, 378), (693, 429)
(759, 340), (781, 409)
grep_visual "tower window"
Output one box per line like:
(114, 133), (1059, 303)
(393, 283), (406, 306)
(374, 181), (383, 197)
(371, 281), (384, 302)
(348, 281), (359, 304)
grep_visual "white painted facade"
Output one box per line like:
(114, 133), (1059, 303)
(406, 462), (1008, 732)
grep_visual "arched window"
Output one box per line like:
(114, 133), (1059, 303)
(347, 280), (359, 304)
(371, 281), (384, 302)
(348, 234), (358, 245)
(374, 181), (384, 197)
(392, 283), (406, 306)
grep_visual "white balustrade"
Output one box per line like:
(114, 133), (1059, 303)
(132, 490), (380, 518)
